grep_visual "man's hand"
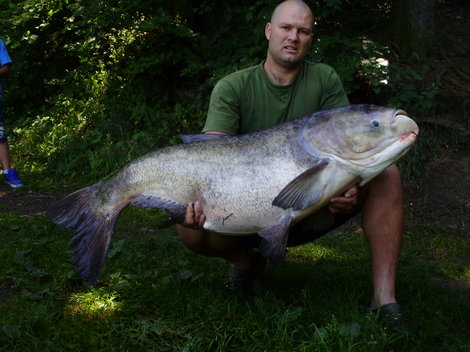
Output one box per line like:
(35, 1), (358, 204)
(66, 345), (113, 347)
(328, 185), (360, 214)
(181, 201), (206, 229)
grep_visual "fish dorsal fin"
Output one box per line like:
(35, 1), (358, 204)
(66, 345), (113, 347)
(272, 158), (329, 210)
(130, 195), (186, 228)
(258, 215), (293, 266)
(179, 134), (230, 143)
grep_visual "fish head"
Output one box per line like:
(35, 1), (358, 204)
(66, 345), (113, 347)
(298, 105), (419, 182)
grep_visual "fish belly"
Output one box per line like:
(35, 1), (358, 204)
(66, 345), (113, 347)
(196, 160), (308, 234)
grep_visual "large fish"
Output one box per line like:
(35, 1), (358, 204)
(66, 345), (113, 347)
(48, 105), (419, 285)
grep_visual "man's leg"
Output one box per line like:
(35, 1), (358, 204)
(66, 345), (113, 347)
(361, 164), (403, 309)
(288, 164), (404, 309)
(177, 225), (258, 270)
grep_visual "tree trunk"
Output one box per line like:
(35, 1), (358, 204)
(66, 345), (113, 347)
(391, 0), (437, 58)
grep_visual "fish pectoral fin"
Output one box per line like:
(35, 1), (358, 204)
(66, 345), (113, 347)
(258, 216), (292, 266)
(129, 195), (186, 228)
(179, 134), (231, 143)
(272, 158), (329, 210)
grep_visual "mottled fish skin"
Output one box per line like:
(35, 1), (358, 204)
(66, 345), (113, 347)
(92, 117), (318, 233)
(47, 105), (419, 284)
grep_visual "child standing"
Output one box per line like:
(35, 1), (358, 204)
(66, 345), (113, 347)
(0, 39), (23, 188)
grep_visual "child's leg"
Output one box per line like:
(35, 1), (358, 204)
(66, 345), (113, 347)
(0, 141), (11, 170)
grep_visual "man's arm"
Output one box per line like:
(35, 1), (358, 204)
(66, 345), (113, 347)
(0, 62), (12, 78)
(203, 79), (241, 135)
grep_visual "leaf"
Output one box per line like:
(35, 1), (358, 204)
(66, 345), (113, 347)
(179, 270), (192, 281)
(313, 327), (328, 341)
(3, 325), (21, 339)
(14, 249), (31, 265)
(191, 273), (204, 282)
(340, 322), (361, 339)
(279, 307), (303, 325)
(107, 239), (126, 259)
(157, 275), (172, 284)
(24, 262), (47, 277)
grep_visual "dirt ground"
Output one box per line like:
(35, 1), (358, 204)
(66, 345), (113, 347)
(405, 148), (469, 241)
(0, 0), (469, 241)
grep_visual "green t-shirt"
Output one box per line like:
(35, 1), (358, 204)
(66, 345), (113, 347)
(203, 60), (349, 135)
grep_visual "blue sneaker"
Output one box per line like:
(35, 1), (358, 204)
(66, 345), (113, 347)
(4, 168), (23, 188)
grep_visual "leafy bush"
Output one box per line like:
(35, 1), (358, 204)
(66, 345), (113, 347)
(0, 0), (444, 180)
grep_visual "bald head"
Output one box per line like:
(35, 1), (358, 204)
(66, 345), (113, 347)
(270, 0), (314, 30)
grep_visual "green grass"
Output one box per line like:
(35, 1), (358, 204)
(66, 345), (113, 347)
(1, 205), (469, 351)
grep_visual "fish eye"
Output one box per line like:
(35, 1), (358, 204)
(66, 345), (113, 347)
(372, 120), (380, 127)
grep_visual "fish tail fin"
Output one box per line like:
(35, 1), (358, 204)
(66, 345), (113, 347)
(47, 183), (118, 285)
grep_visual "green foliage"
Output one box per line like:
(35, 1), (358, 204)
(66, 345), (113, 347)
(0, 0), (446, 180)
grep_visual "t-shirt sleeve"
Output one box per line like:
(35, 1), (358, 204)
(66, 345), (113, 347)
(319, 68), (349, 110)
(0, 41), (12, 66)
(202, 79), (241, 135)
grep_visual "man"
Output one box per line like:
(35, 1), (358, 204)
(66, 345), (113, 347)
(177, 0), (407, 327)
(0, 39), (23, 188)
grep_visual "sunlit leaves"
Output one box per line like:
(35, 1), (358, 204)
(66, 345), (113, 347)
(65, 289), (122, 321)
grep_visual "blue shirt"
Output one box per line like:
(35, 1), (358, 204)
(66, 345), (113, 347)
(0, 40), (12, 98)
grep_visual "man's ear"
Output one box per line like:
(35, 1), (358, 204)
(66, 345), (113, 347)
(265, 22), (271, 40)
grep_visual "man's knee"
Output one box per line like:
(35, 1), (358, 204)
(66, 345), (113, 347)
(369, 165), (403, 197)
(363, 164), (404, 214)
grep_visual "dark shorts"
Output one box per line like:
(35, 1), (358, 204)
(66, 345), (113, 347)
(0, 99), (6, 143)
(239, 208), (359, 248)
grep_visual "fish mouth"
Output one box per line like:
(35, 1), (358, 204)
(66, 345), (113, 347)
(400, 131), (418, 143)
(394, 109), (419, 136)
(394, 109), (408, 118)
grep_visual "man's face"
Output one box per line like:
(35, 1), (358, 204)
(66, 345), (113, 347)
(265, 3), (313, 69)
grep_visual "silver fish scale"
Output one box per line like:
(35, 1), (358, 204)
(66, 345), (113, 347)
(95, 123), (319, 234)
